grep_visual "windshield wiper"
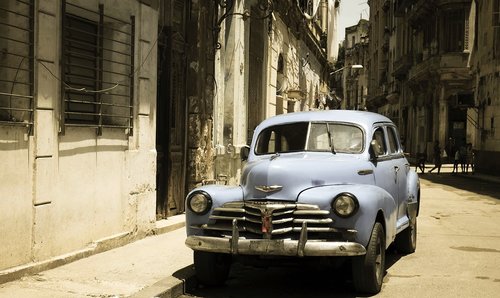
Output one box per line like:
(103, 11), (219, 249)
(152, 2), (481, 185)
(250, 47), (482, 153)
(326, 124), (336, 154)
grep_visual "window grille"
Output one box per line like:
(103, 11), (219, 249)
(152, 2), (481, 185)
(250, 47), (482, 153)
(61, 1), (135, 135)
(493, 0), (500, 27)
(0, 0), (34, 132)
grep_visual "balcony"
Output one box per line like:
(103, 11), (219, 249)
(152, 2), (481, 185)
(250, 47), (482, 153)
(408, 52), (470, 83)
(408, 0), (435, 25)
(393, 54), (412, 79)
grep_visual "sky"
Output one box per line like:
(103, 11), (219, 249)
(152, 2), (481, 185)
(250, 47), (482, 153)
(337, 0), (369, 44)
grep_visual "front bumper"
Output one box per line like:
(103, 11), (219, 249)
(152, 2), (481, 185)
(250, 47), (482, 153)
(186, 221), (366, 257)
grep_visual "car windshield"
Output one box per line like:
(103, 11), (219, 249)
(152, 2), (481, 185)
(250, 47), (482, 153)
(255, 122), (364, 155)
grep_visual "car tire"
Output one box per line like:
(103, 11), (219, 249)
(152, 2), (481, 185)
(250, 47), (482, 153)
(194, 251), (231, 286)
(395, 217), (417, 254)
(352, 222), (385, 294)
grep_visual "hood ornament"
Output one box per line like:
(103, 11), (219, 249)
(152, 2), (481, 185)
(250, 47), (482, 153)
(255, 185), (283, 193)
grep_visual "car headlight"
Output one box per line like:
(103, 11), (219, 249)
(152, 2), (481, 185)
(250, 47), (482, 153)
(332, 193), (359, 218)
(187, 191), (212, 215)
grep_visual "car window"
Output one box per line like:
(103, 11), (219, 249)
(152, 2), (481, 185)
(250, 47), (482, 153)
(372, 127), (387, 155)
(307, 123), (363, 153)
(330, 124), (363, 153)
(387, 126), (400, 154)
(255, 122), (308, 154)
(308, 123), (330, 151)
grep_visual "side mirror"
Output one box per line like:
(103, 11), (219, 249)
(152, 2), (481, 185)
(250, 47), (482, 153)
(240, 145), (250, 161)
(370, 139), (383, 159)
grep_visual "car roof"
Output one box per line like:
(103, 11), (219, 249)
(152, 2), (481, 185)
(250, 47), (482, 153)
(256, 110), (393, 130)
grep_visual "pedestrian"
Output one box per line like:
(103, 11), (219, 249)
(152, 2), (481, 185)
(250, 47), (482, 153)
(466, 143), (474, 173)
(459, 141), (467, 173)
(416, 151), (426, 173)
(428, 141), (442, 174)
(452, 148), (460, 174)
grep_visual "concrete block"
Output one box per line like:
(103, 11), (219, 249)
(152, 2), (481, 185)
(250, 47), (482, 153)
(37, 12), (58, 62)
(38, 0), (58, 15)
(138, 77), (152, 116)
(35, 109), (55, 157)
(36, 61), (57, 109)
(34, 157), (54, 205)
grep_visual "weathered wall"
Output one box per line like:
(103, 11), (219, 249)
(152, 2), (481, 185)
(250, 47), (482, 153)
(0, 0), (157, 271)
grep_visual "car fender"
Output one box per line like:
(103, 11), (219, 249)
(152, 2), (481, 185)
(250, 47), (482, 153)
(297, 184), (398, 248)
(185, 185), (244, 236)
(406, 170), (420, 219)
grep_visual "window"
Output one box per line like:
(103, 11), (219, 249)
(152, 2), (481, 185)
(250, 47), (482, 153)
(495, 0), (500, 59)
(372, 127), (387, 155)
(387, 127), (400, 154)
(0, 0), (34, 131)
(61, 1), (134, 135)
(494, 0), (500, 27)
(443, 9), (465, 52)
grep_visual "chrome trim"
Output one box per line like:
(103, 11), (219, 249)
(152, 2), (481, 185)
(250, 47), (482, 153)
(255, 185), (283, 193)
(185, 235), (366, 257)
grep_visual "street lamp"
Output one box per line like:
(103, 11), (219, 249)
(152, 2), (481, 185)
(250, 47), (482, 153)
(330, 64), (363, 75)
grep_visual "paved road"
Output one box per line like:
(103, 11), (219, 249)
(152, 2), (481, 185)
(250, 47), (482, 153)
(184, 174), (500, 297)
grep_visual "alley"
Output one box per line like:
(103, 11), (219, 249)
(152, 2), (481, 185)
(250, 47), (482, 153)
(184, 174), (500, 297)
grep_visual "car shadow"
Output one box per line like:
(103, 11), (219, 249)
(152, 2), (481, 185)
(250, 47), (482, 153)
(183, 250), (409, 298)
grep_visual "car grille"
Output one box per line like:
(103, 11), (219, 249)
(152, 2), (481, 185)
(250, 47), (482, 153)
(201, 200), (338, 240)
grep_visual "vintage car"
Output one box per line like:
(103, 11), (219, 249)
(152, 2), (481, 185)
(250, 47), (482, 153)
(185, 110), (419, 294)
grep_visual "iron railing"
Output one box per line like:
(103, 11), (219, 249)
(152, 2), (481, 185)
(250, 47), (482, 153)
(0, 0), (34, 133)
(61, 1), (135, 135)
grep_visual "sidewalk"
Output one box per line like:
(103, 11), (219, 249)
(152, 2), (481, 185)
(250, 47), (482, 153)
(0, 214), (194, 298)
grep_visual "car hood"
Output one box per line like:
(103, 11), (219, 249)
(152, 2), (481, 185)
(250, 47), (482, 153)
(241, 152), (375, 202)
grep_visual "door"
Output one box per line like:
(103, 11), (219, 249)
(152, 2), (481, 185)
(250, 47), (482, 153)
(247, 6), (266, 144)
(156, 28), (187, 218)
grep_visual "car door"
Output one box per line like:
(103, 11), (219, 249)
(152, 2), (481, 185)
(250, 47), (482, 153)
(371, 126), (399, 207)
(386, 125), (409, 221)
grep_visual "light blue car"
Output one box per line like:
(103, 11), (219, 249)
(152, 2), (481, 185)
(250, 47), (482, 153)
(185, 110), (419, 294)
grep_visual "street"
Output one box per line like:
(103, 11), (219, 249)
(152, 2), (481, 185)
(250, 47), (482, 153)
(183, 173), (500, 298)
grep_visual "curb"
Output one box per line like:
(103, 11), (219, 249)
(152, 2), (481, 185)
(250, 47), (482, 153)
(0, 215), (186, 285)
(129, 265), (196, 298)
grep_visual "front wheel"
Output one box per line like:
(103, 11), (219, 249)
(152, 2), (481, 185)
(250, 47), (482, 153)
(194, 251), (231, 286)
(395, 217), (417, 254)
(352, 222), (385, 294)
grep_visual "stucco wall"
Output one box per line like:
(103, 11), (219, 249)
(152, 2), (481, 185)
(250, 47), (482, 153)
(0, 127), (33, 269)
(0, 0), (157, 271)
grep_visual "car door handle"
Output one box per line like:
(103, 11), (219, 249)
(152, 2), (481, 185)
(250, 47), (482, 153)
(394, 166), (400, 172)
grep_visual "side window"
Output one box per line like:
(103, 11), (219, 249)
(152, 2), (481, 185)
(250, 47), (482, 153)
(372, 127), (387, 156)
(387, 126), (400, 154)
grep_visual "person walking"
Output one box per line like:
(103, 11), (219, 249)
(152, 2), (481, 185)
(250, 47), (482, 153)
(452, 147), (460, 174)
(428, 141), (442, 174)
(466, 143), (474, 173)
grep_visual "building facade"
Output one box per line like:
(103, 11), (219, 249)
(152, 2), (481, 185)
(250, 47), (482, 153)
(367, 0), (475, 164)
(342, 19), (369, 110)
(470, 0), (500, 174)
(0, 0), (158, 273)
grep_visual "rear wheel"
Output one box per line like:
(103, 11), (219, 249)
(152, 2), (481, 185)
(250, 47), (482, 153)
(193, 251), (231, 286)
(395, 218), (417, 254)
(352, 222), (385, 294)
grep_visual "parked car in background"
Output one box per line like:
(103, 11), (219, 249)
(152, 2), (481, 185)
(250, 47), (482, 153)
(185, 110), (420, 294)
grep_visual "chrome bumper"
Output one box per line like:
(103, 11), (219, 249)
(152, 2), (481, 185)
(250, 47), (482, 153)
(186, 220), (366, 257)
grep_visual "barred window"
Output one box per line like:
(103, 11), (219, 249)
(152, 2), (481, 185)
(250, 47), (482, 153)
(61, 1), (135, 135)
(0, 0), (34, 131)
